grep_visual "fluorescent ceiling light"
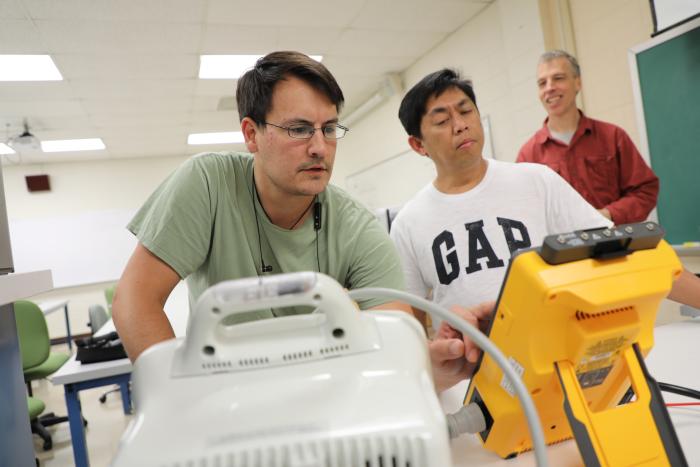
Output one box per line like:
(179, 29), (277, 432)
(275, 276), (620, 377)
(188, 131), (245, 145)
(0, 55), (63, 81)
(41, 138), (106, 152)
(199, 54), (323, 79)
(0, 143), (16, 155)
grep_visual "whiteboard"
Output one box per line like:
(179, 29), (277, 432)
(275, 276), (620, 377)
(9, 209), (137, 289)
(346, 116), (494, 210)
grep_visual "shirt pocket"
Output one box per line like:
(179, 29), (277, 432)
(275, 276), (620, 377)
(584, 153), (618, 192)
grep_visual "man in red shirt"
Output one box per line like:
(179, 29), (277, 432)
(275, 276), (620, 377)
(517, 50), (659, 225)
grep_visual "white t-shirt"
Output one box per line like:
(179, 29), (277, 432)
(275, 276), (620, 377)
(390, 159), (612, 323)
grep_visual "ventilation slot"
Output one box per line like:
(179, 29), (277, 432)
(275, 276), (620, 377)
(238, 356), (270, 367)
(165, 434), (427, 467)
(201, 360), (233, 370)
(282, 350), (314, 362)
(575, 306), (633, 321)
(320, 343), (350, 356)
(516, 434), (573, 455)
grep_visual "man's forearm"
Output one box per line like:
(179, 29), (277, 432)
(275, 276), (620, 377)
(113, 298), (175, 362)
(668, 268), (700, 309)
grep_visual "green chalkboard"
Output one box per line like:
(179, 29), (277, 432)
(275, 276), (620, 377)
(635, 22), (700, 244)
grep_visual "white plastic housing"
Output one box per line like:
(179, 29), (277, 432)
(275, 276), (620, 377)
(112, 273), (452, 466)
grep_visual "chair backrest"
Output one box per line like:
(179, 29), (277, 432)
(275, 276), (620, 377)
(104, 284), (116, 315)
(88, 304), (110, 335)
(13, 300), (51, 370)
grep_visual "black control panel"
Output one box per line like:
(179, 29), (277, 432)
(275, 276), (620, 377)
(540, 222), (665, 265)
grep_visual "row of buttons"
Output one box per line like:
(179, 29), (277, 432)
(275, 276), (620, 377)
(556, 223), (656, 244)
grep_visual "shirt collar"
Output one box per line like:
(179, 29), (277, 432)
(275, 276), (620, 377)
(536, 110), (592, 144)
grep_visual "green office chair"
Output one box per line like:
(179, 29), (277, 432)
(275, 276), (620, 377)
(27, 396), (52, 450)
(14, 300), (71, 450)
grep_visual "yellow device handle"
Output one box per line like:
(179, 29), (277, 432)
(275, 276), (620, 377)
(555, 344), (686, 467)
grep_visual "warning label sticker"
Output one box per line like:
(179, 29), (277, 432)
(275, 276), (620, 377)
(576, 336), (627, 388)
(501, 356), (525, 397)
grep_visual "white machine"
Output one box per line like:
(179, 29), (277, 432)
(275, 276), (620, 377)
(112, 272), (453, 466)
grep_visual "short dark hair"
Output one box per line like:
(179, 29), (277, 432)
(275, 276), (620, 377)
(236, 51), (345, 125)
(398, 68), (477, 138)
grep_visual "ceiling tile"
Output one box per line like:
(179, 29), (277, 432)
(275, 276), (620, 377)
(33, 115), (96, 132)
(200, 24), (278, 54)
(324, 55), (415, 76)
(109, 148), (187, 160)
(191, 95), (226, 112)
(80, 97), (191, 116)
(184, 142), (247, 156)
(36, 20), (203, 54)
(275, 28), (343, 52)
(0, 82), (75, 101)
(102, 128), (187, 149)
(69, 79), (195, 99)
(206, 0), (363, 27)
(189, 111), (241, 131)
(194, 79), (237, 97)
(90, 113), (192, 129)
(0, 20), (48, 53)
(0, 0), (27, 20)
(330, 29), (447, 58)
(0, 100), (86, 118)
(0, 0), (491, 164)
(23, 0), (208, 23)
(351, 0), (488, 33)
(53, 54), (198, 80)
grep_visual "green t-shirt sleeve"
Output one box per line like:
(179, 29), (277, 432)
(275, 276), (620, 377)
(345, 215), (405, 309)
(127, 156), (214, 278)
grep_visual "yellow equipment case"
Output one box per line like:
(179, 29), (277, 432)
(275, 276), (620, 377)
(464, 222), (688, 466)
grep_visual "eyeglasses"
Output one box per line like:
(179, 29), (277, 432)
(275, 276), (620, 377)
(264, 121), (349, 140)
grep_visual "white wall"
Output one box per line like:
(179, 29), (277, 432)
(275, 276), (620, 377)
(4, 155), (188, 337)
(569, 0), (655, 148)
(334, 0), (546, 202)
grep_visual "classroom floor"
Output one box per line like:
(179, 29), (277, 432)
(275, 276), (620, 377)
(31, 343), (131, 467)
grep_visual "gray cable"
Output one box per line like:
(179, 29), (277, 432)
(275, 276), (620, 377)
(348, 288), (549, 467)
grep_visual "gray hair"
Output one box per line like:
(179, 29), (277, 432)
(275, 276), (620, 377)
(539, 50), (580, 77)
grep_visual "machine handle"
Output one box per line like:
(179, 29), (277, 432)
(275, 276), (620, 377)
(171, 272), (378, 375)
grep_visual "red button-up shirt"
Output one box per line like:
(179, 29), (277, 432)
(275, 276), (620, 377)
(517, 112), (659, 225)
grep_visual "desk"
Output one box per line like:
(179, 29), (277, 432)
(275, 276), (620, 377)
(48, 281), (188, 466)
(50, 352), (132, 467)
(39, 299), (72, 350)
(443, 321), (700, 466)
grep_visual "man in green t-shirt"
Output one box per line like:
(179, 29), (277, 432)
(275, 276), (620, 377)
(113, 51), (483, 392)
